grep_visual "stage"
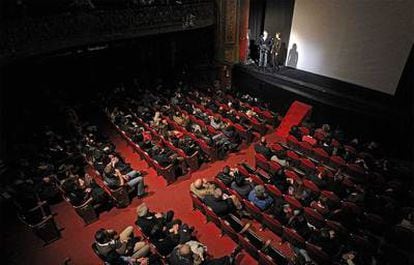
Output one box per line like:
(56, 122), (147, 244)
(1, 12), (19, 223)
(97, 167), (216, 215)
(233, 63), (401, 119)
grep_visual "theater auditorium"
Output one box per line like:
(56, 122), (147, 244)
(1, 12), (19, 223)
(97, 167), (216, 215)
(0, 1), (413, 265)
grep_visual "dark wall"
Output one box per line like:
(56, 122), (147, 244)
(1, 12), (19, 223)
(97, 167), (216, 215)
(263, 0), (295, 46)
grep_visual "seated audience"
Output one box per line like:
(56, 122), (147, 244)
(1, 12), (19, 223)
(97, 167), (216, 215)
(62, 173), (109, 207)
(94, 226), (150, 262)
(103, 159), (146, 198)
(135, 203), (174, 238)
(169, 243), (241, 265)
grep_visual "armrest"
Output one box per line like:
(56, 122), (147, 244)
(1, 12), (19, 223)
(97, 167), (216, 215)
(28, 201), (48, 213)
(72, 197), (94, 209)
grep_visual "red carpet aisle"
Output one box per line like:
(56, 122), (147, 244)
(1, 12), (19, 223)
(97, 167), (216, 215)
(276, 101), (312, 138)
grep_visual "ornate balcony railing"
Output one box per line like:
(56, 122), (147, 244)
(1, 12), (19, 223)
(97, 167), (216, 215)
(0, 1), (214, 64)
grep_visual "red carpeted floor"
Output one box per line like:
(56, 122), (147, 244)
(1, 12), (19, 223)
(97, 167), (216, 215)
(276, 101), (312, 138)
(4, 102), (309, 265)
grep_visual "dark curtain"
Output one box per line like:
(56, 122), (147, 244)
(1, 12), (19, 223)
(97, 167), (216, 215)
(248, 0), (266, 41)
(248, 0), (266, 61)
(263, 0), (295, 46)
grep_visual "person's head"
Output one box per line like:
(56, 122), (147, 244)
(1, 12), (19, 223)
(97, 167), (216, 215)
(213, 188), (223, 199)
(194, 179), (203, 189)
(322, 124), (330, 132)
(95, 228), (110, 244)
(277, 149), (287, 159)
(178, 244), (191, 257)
(222, 166), (230, 174)
(171, 219), (182, 230)
(104, 164), (113, 175)
(276, 32), (281, 39)
(260, 136), (267, 145)
(254, 185), (266, 198)
(136, 203), (149, 217)
(263, 30), (268, 39)
(320, 228), (330, 238)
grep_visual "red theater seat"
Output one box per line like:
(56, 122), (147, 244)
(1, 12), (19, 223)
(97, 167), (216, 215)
(313, 147), (329, 163)
(237, 234), (259, 259)
(258, 250), (277, 265)
(268, 160), (282, 175)
(219, 219), (238, 241)
(298, 141), (313, 156)
(283, 227), (305, 248)
(284, 170), (300, 183)
(243, 199), (263, 222)
(299, 158), (316, 174)
(266, 184), (282, 198)
(255, 153), (270, 171)
(283, 195), (303, 209)
(329, 155), (346, 168)
(305, 242), (330, 265)
(304, 207), (325, 228)
(287, 134), (300, 149)
(262, 213), (283, 235)
(303, 179), (320, 194)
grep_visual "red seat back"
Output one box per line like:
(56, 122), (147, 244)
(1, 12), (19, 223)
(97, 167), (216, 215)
(258, 251), (276, 265)
(255, 153), (270, 171)
(243, 199), (263, 221)
(237, 234), (259, 259)
(262, 213), (283, 235)
(305, 242), (330, 265)
(268, 161), (282, 175)
(303, 179), (320, 194)
(283, 195), (303, 209)
(330, 155), (346, 168)
(304, 207), (325, 228)
(283, 227), (305, 248)
(266, 184), (282, 197)
(219, 219), (237, 241)
(284, 170), (300, 183)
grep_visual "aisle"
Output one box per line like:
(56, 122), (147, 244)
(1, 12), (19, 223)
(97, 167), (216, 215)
(276, 100), (312, 137)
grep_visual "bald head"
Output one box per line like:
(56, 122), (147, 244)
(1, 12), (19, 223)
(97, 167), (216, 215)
(194, 179), (203, 189)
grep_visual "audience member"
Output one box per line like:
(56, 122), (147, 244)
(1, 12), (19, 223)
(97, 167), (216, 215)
(230, 174), (253, 198)
(190, 178), (216, 199)
(248, 185), (273, 211)
(94, 226), (150, 262)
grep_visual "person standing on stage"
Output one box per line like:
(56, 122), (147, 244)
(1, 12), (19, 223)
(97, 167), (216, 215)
(271, 32), (282, 71)
(258, 30), (272, 69)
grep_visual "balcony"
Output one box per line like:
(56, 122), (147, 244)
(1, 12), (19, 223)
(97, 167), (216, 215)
(0, 1), (214, 64)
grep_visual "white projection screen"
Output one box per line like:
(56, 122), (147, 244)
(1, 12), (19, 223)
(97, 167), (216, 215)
(287, 0), (413, 95)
